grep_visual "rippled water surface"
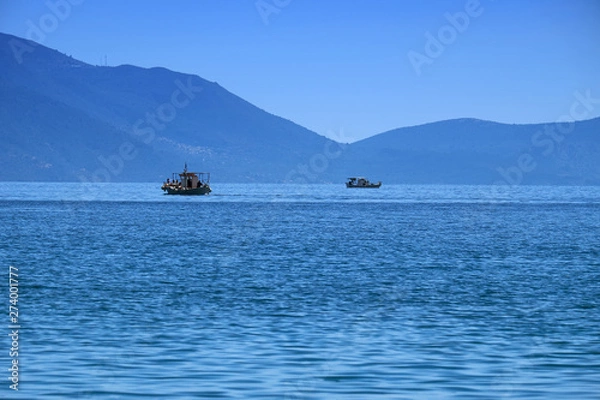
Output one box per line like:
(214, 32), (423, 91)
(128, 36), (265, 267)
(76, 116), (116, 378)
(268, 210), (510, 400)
(1, 184), (599, 399)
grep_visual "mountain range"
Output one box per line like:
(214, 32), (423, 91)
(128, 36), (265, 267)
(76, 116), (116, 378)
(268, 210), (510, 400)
(1, 32), (599, 185)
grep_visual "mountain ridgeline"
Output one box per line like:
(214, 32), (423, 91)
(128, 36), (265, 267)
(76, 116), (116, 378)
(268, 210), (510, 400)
(1, 32), (599, 184)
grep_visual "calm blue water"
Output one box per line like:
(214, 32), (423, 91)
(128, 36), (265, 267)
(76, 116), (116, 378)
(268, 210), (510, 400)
(1, 183), (599, 399)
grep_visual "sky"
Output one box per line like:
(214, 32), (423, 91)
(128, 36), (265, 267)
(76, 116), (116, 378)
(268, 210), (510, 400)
(1, 0), (599, 142)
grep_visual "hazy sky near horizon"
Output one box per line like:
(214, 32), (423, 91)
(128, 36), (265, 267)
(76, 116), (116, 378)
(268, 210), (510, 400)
(2, 0), (599, 142)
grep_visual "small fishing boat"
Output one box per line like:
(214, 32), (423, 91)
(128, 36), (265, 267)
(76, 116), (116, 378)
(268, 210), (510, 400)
(162, 164), (211, 195)
(346, 177), (381, 188)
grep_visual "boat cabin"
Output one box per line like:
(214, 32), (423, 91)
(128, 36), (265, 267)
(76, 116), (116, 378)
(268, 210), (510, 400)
(162, 164), (212, 195)
(346, 177), (382, 188)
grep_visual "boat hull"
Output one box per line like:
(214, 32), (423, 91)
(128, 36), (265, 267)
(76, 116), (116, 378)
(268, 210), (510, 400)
(346, 183), (381, 188)
(162, 185), (212, 195)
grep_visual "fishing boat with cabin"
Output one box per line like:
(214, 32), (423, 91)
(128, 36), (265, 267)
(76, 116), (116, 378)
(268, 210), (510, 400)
(161, 164), (211, 195)
(345, 177), (382, 188)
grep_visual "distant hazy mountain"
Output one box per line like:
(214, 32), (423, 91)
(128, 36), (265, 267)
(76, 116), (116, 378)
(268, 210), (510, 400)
(1, 32), (599, 184)
(0, 32), (336, 183)
(337, 118), (600, 185)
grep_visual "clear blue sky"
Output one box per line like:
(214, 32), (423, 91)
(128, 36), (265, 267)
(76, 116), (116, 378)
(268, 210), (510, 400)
(2, 0), (599, 142)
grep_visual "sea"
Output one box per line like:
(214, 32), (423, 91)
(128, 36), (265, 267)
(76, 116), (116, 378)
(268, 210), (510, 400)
(1, 183), (599, 399)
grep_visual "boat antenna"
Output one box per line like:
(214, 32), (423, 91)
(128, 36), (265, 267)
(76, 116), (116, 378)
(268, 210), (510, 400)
(184, 162), (187, 173)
